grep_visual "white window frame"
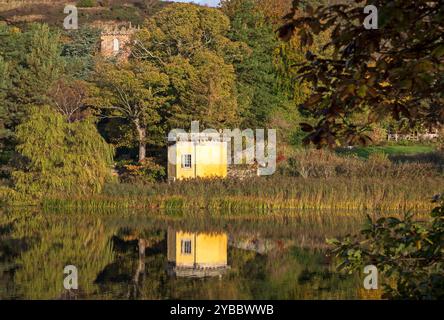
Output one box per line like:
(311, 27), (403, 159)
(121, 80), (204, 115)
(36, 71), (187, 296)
(181, 154), (192, 169)
(181, 239), (192, 255)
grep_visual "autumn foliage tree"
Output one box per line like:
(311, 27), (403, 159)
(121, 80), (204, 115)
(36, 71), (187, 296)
(132, 3), (242, 130)
(49, 78), (89, 122)
(221, 0), (293, 25)
(277, 0), (444, 300)
(88, 61), (170, 162)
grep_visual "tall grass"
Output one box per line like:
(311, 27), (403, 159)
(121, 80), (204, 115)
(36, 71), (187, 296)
(42, 175), (443, 212)
(283, 149), (443, 178)
(14, 149), (444, 212)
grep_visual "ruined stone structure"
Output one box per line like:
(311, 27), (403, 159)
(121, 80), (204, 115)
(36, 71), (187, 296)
(100, 23), (139, 60)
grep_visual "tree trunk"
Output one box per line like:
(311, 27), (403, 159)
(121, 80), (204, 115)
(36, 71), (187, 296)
(135, 120), (146, 163)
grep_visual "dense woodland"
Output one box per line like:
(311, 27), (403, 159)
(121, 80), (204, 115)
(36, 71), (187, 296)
(0, 0), (331, 196)
(0, 0), (442, 198)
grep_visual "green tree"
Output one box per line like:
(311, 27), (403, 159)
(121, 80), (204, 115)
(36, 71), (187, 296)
(165, 51), (238, 128)
(61, 26), (101, 80)
(0, 24), (65, 181)
(222, 0), (290, 128)
(10, 24), (63, 108)
(89, 61), (170, 162)
(132, 3), (241, 130)
(0, 23), (64, 112)
(13, 106), (114, 197)
(279, 0), (444, 147)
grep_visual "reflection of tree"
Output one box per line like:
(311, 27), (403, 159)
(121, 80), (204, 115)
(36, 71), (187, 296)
(2, 211), (115, 299)
(276, 248), (360, 299)
(110, 240), (361, 300)
(95, 228), (168, 300)
(0, 214), (364, 299)
(127, 239), (146, 299)
(228, 247), (361, 299)
(93, 227), (362, 299)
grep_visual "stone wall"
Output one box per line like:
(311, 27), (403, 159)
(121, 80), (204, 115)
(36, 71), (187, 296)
(387, 132), (440, 141)
(100, 25), (138, 60)
(227, 165), (258, 180)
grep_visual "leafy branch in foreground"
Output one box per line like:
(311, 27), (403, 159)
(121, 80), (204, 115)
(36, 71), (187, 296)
(279, 0), (444, 147)
(328, 195), (444, 299)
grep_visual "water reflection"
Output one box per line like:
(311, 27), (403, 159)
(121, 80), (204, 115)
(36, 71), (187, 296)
(167, 228), (229, 278)
(0, 210), (369, 300)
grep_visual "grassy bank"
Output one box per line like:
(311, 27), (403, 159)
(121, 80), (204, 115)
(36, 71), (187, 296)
(4, 149), (443, 213)
(336, 144), (437, 158)
(42, 176), (443, 212)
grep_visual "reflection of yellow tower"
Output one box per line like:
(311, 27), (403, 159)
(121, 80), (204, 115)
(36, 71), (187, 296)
(167, 228), (229, 277)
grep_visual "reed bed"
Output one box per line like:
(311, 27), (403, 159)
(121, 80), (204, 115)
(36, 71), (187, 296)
(42, 176), (443, 212)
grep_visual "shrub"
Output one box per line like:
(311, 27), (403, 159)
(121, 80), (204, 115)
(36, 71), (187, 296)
(116, 157), (165, 184)
(106, 5), (144, 25)
(77, 0), (97, 7)
(280, 149), (442, 179)
(328, 195), (444, 299)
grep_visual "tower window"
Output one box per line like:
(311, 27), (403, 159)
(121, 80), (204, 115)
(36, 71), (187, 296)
(181, 154), (192, 169)
(112, 38), (120, 53)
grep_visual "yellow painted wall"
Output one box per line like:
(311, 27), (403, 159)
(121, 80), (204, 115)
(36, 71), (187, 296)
(168, 141), (228, 181)
(195, 233), (227, 267)
(195, 143), (228, 179)
(167, 229), (228, 268)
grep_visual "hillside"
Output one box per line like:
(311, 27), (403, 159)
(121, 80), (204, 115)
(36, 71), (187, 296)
(0, 0), (168, 27)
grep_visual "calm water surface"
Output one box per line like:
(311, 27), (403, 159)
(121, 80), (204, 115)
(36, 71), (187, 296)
(0, 209), (372, 299)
